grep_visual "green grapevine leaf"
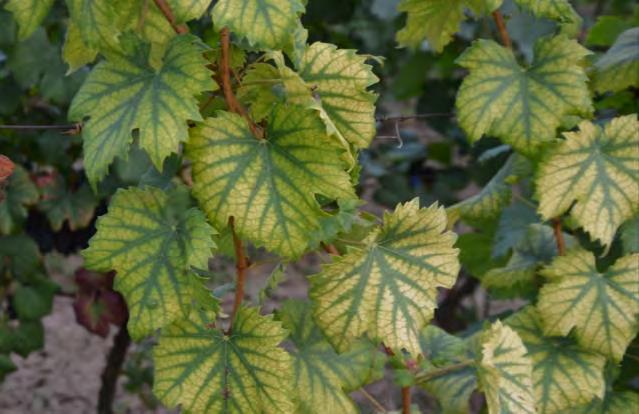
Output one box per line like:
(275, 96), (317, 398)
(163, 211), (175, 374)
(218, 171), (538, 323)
(536, 115), (639, 248)
(396, 0), (500, 52)
(0, 235), (40, 279)
(513, 0), (581, 35)
(13, 278), (57, 321)
(592, 28), (639, 94)
(492, 201), (539, 258)
(482, 224), (573, 297)
(278, 300), (384, 413)
(418, 326), (477, 414)
(310, 199), (460, 355)
(37, 175), (97, 231)
(187, 106), (356, 259)
(4, 0), (53, 40)
(297, 42), (379, 149)
(153, 307), (294, 413)
(212, 0), (305, 50)
(0, 165), (38, 234)
(477, 321), (535, 414)
(456, 35), (591, 155)
(69, 34), (215, 187)
(0, 354), (16, 381)
(537, 249), (639, 361)
(507, 306), (606, 414)
(62, 20), (98, 73)
(620, 217), (639, 254)
(83, 186), (217, 339)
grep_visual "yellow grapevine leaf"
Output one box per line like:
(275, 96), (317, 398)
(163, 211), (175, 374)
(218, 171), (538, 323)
(569, 390), (639, 414)
(456, 35), (591, 155)
(536, 115), (639, 248)
(537, 249), (639, 361)
(4, 0), (53, 40)
(592, 28), (639, 94)
(69, 34), (215, 187)
(478, 321), (536, 414)
(153, 307), (294, 413)
(513, 0), (581, 36)
(309, 199), (460, 355)
(83, 186), (217, 339)
(62, 20), (98, 73)
(212, 0), (305, 50)
(277, 300), (384, 413)
(187, 106), (356, 259)
(507, 306), (606, 414)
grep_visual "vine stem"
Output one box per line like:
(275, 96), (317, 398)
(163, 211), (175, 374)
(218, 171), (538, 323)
(552, 218), (566, 256)
(97, 325), (131, 414)
(152, 0), (188, 34)
(415, 359), (475, 383)
(227, 216), (248, 335)
(491, 11), (512, 49)
(219, 27), (262, 139)
(402, 387), (411, 414)
(359, 388), (388, 413)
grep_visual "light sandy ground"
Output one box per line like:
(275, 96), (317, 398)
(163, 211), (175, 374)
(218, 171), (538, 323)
(0, 297), (165, 414)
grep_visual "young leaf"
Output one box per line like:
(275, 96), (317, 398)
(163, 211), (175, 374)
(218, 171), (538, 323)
(69, 34), (215, 187)
(211, 0), (305, 50)
(477, 321), (535, 414)
(83, 186), (217, 339)
(507, 306), (606, 414)
(4, 0), (53, 40)
(592, 28), (639, 94)
(153, 307), (294, 413)
(536, 115), (639, 248)
(37, 175), (97, 231)
(0, 165), (38, 234)
(456, 35), (591, 155)
(512, 0), (581, 35)
(187, 106), (356, 259)
(537, 249), (639, 361)
(417, 326), (478, 414)
(309, 199), (460, 355)
(278, 300), (384, 413)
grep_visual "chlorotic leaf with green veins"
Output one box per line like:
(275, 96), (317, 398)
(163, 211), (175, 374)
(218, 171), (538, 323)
(0, 166), (38, 234)
(309, 199), (460, 355)
(37, 175), (97, 231)
(83, 186), (216, 339)
(396, 0), (466, 52)
(537, 249), (639, 361)
(477, 321), (536, 414)
(417, 326), (478, 414)
(65, 0), (120, 51)
(507, 306), (606, 414)
(4, 0), (53, 40)
(187, 106), (356, 259)
(513, 0), (581, 35)
(536, 115), (639, 248)
(456, 35), (591, 155)
(69, 34), (215, 187)
(62, 20), (98, 73)
(211, 0), (305, 50)
(153, 307), (294, 413)
(297, 42), (379, 149)
(592, 28), (639, 94)
(278, 300), (384, 413)
(570, 391), (639, 414)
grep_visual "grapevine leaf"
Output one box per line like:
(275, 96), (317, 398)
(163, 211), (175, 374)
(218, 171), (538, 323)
(62, 20), (98, 73)
(211, 0), (305, 50)
(448, 154), (529, 223)
(477, 321), (536, 414)
(73, 269), (127, 337)
(69, 34), (215, 187)
(571, 391), (639, 414)
(4, 0), (53, 40)
(83, 186), (217, 339)
(620, 217), (638, 254)
(13, 278), (57, 321)
(536, 115), (639, 248)
(456, 35), (591, 155)
(0, 354), (16, 381)
(0, 166), (38, 234)
(168, 0), (212, 23)
(492, 201), (539, 258)
(592, 28), (639, 94)
(65, 0), (120, 51)
(278, 300), (384, 413)
(507, 306), (606, 414)
(187, 106), (356, 259)
(37, 175), (97, 231)
(296, 42), (379, 149)
(537, 249), (639, 361)
(309, 199), (460, 355)
(153, 307), (294, 413)
(512, 0), (581, 35)
(418, 326), (477, 414)
(0, 235), (41, 279)
(482, 224), (574, 297)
